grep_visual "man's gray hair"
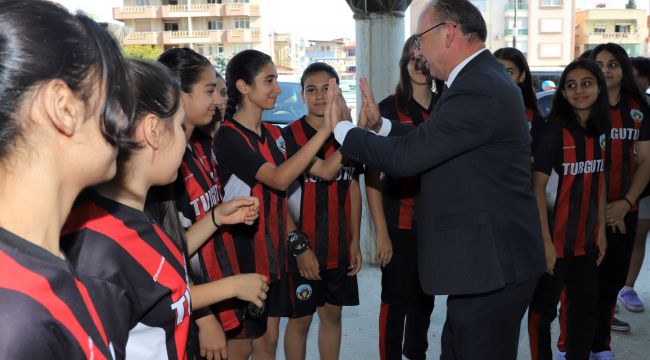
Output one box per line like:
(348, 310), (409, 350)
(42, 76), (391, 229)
(427, 0), (487, 44)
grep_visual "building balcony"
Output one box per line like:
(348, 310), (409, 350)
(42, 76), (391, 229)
(113, 6), (161, 20)
(504, 3), (529, 10)
(578, 32), (643, 44)
(224, 28), (261, 43)
(505, 29), (529, 36)
(123, 31), (162, 46)
(114, 3), (260, 20)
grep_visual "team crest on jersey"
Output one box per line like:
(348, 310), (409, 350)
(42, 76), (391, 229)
(599, 134), (606, 150)
(631, 109), (644, 123)
(276, 136), (287, 155)
(296, 284), (312, 301)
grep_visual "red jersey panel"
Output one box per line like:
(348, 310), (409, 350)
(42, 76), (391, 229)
(282, 117), (363, 270)
(175, 130), (241, 331)
(62, 191), (191, 359)
(215, 120), (288, 283)
(534, 121), (605, 258)
(377, 95), (435, 230)
(606, 97), (650, 207)
(0, 228), (112, 360)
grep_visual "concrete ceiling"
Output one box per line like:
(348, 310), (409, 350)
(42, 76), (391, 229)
(344, 0), (412, 15)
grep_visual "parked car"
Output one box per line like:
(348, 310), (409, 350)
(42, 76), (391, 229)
(536, 89), (555, 118)
(262, 77), (306, 127)
(530, 67), (563, 93)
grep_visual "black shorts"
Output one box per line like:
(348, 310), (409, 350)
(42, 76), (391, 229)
(226, 276), (293, 339)
(286, 265), (359, 318)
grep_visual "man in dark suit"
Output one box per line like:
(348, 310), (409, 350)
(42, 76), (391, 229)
(327, 0), (546, 358)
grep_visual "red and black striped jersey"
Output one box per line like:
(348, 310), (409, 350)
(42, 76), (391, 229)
(534, 121), (606, 258)
(175, 130), (242, 331)
(214, 119), (288, 284)
(377, 95), (434, 230)
(0, 228), (113, 360)
(606, 97), (650, 207)
(281, 117), (363, 270)
(62, 190), (191, 359)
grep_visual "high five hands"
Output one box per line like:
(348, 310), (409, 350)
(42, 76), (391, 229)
(324, 76), (382, 132)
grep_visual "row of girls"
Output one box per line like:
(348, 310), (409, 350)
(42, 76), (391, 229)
(0, 1), (367, 359)
(495, 45), (650, 359)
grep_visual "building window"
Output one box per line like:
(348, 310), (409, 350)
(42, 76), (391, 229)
(470, 0), (487, 11)
(539, 18), (562, 33)
(135, 0), (150, 5)
(326, 46), (331, 51)
(207, 0), (222, 3)
(208, 19), (223, 30)
(234, 17), (250, 29)
(541, 0), (561, 6)
(539, 43), (562, 58)
(233, 0), (250, 3)
(233, 44), (253, 54)
(164, 22), (179, 31)
(615, 24), (631, 33)
(594, 24), (606, 33)
(196, 44), (206, 56)
(347, 49), (355, 57)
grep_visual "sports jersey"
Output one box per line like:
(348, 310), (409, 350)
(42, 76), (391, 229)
(281, 116), (363, 270)
(62, 190), (191, 359)
(606, 97), (650, 207)
(175, 130), (241, 331)
(534, 120), (605, 257)
(214, 119), (288, 283)
(0, 228), (112, 360)
(377, 95), (434, 230)
(527, 107), (545, 157)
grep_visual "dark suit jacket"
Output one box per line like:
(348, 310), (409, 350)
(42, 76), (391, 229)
(342, 50), (545, 295)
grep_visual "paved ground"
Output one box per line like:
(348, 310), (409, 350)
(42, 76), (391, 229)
(276, 243), (650, 359)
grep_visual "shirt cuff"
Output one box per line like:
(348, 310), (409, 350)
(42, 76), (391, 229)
(376, 117), (392, 136)
(334, 121), (356, 144)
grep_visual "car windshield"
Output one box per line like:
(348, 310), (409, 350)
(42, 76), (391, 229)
(262, 82), (306, 125)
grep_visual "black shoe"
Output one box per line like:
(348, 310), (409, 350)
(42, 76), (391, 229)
(611, 317), (631, 332)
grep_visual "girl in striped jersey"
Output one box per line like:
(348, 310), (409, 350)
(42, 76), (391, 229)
(215, 50), (341, 359)
(494, 47), (544, 157)
(528, 59), (610, 360)
(365, 35), (438, 360)
(158, 48), (248, 360)
(0, 2), (133, 358)
(281, 63), (363, 360)
(62, 60), (269, 360)
(556, 45), (650, 360)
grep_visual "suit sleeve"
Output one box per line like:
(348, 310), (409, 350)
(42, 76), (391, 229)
(341, 88), (497, 177)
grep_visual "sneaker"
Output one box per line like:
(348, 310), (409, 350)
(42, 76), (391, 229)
(618, 288), (645, 312)
(610, 317), (631, 332)
(590, 350), (616, 360)
(555, 347), (566, 360)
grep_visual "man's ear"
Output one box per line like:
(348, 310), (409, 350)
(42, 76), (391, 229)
(236, 79), (250, 95)
(142, 114), (162, 150)
(37, 79), (83, 137)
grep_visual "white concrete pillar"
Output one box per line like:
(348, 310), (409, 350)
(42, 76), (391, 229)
(354, 12), (405, 265)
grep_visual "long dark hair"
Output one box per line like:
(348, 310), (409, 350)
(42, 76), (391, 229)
(494, 47), (540, 115)
(300, 62), (340, 90)
(0, 0), (134, 164)
(158, 47), (212, 94)
(224, 49), (273, 120)
(394, 35), (441, 113)
(126, 59), (187, 254)
(590, 43), (650, 114)
(631, 56), (650, 91)
(549, 59), (610, 136)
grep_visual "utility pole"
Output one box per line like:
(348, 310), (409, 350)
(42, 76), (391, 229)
(512, 0), (518, 48)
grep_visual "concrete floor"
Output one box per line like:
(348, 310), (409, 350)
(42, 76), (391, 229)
(276, 244), (650, 359)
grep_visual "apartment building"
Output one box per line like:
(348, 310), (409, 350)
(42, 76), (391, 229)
(306, 38), (356, 76)
(575, 8), (649, 57)
(113, 0), (270, 59)
(273, 33), (309, 72)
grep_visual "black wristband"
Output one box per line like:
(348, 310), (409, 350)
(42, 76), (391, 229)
(211, 208), (219, 228)
(623, 197), (634, 209)
(192, 307), (212, 320)
(288, 230), (310, 257)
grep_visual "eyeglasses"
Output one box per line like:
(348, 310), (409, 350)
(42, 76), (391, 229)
(414, 22), (447, 50)
(596, 61), (620, 70)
